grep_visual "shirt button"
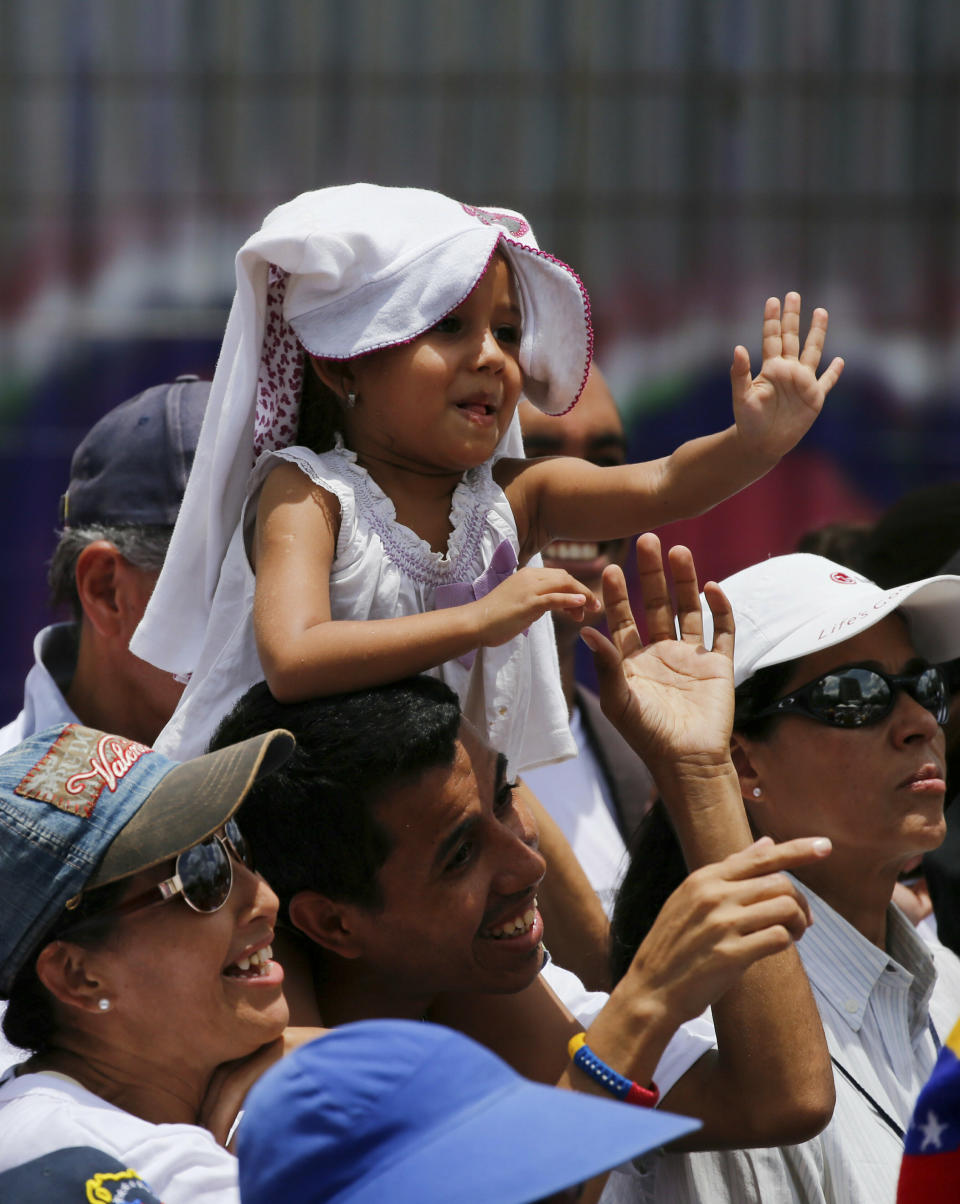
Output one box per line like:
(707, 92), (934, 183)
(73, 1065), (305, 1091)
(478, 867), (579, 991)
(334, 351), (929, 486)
(845, 999), (859, 1014)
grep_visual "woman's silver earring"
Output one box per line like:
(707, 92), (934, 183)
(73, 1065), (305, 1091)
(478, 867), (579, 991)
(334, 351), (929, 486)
(752, 787), (762, 799)
(346, 391), (357, 408)
(97, 998), (111, 1012)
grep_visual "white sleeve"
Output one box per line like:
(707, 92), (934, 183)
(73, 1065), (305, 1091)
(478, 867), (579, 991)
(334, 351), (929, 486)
(538, 957), (609, 1027)
(539, 960), (715, 1099)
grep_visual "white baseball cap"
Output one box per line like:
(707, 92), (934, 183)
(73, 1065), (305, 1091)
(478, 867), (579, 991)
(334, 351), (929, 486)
(701, 553), (960, 687)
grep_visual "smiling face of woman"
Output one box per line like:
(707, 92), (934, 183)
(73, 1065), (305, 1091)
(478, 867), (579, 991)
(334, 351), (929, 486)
(736, 614), (948, 882)
(77, 847), (289, 1083)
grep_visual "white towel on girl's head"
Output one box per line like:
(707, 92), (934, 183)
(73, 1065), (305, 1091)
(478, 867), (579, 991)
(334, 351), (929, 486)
(130, 184), (591, 750)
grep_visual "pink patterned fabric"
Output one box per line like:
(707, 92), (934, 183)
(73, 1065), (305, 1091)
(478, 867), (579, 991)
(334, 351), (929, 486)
(254, 265), (305, 460)
(460, 204), (530, 239)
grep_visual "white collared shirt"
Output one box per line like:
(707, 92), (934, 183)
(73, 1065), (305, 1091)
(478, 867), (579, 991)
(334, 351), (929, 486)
(0, 624), (80, 755)
(602, 882), (960, 1204)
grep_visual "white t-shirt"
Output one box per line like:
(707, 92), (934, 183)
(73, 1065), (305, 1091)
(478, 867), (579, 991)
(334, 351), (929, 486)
(0, 1068), (239, 1203)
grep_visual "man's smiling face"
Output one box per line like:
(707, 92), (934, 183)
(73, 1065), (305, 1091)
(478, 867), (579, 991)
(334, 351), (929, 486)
(340, 720), (548, 1007)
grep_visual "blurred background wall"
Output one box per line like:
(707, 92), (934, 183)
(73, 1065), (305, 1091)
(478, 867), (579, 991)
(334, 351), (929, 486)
(1, 0), (958, 715)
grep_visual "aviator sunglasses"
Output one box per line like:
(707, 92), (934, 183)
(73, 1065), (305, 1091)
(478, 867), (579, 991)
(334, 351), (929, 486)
(747, 661), (950, 730)
(103, 818), (254, 919)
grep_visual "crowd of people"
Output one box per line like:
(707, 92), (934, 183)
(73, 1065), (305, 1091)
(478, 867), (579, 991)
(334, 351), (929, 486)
(0, 183), (956, 1204)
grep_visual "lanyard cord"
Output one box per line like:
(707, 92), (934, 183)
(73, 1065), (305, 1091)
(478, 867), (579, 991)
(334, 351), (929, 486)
(829, 1058), (905, 1141)
(828, 1018), (941, 1144)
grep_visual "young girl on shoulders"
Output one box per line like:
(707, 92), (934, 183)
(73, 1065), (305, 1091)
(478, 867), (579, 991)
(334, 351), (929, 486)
(133, 184), (842, 767)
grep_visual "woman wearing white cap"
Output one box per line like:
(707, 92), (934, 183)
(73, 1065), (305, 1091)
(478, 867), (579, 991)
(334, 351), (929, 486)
(604, 549), (960, 1204)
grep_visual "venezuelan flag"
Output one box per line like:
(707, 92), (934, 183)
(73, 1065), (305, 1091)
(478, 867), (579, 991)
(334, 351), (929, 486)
(898, 1016), (960, 1201)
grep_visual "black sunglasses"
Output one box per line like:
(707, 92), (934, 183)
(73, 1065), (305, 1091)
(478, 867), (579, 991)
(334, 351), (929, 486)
(749, 662), (950, 730)
(105, 818), (254, 919)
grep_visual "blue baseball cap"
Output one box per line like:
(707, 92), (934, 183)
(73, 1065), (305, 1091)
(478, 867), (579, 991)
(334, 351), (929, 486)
(59, 375), (209, 528)
(237, 1021), (699, 1204)
(0, 722), (293, 996)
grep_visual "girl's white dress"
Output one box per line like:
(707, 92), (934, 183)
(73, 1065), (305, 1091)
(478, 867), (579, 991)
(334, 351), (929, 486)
(154, 440), (575, 774)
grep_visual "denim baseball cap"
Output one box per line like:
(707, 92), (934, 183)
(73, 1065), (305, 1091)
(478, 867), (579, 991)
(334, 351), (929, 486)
(0, 722), (293, 996)
(58, 375), (209, 528)
(237, 1021), (698, 1204)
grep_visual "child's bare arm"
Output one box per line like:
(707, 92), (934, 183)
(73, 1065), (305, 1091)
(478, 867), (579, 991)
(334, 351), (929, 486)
(253, 462), (599, 701)
(503, 294), (843, 556)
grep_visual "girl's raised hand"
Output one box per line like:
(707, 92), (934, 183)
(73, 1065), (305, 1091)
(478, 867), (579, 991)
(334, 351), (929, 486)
(730, 292), (844, 465)
(581, 533), (734, 767)
(477, 566), (601, 649)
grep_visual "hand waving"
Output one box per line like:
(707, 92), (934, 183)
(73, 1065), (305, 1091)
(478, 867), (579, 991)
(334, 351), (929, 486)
(580, 533), (734, 769)
(731, 292), (844, 463)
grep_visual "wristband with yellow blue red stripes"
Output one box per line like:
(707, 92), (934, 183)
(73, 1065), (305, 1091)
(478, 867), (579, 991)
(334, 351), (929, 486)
(567, 1032), (660, 1107)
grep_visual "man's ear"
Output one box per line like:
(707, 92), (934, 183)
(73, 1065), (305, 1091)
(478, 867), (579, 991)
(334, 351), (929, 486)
(288, 890), (367, 960)
(76, 542), (158, 642)
(35, 941), (109, 1015)
(309, 355), (356, 402)
(74, 542), (124, 637)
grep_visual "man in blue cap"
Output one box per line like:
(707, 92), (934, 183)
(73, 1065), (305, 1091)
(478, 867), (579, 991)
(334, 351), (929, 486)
(0, 376), (208, 754)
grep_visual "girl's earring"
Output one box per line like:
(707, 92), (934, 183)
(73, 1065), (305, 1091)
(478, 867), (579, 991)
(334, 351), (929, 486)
(752, 787), (762, 799)
(346, 391), (357, 409)
(97, 998), (111, 1012)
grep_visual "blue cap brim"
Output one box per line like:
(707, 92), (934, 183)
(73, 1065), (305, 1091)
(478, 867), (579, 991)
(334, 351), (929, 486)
(238, 1023), (699, 1204)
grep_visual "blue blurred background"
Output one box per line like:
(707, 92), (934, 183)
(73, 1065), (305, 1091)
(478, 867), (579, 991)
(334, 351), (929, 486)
(1, 0), (958, 717)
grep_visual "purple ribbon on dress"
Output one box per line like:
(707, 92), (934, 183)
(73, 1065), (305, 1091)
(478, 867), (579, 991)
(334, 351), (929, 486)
(434, 538), (527, 669)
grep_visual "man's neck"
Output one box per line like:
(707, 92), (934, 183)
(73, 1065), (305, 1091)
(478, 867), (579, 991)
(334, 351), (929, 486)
(65, 626), (165, 746)
(315, 968), (434, 1027)
(278, 931), (435, 1028)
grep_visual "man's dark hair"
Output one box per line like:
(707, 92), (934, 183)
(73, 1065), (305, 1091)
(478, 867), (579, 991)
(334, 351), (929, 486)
(208, 675), (462, 915)
(48, 523), (173, 619)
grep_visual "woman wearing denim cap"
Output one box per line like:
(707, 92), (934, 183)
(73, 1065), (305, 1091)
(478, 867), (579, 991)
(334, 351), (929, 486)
(0, 722), (300, 1203)
(604, 549), (960, 1204)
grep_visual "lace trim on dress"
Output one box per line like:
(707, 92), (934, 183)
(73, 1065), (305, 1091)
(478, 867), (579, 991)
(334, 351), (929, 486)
(284, 438), (504, 589)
